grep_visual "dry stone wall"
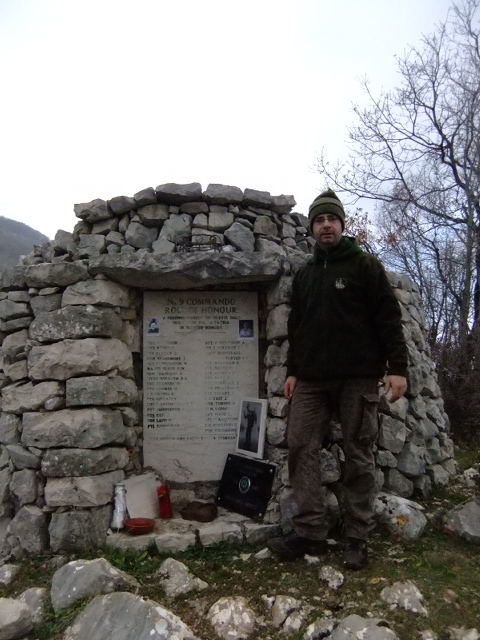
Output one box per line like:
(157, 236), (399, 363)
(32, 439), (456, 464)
(0, 181), (455, 555)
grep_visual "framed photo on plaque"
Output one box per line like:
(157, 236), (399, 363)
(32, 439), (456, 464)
(235, 398), (267, 459)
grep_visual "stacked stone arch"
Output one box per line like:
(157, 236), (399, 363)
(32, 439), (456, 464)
(0, 181), (455, 554)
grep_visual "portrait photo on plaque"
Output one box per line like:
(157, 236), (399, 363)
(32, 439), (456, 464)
(238, 319), (254, 339)
(146, 317), (160, 335)
(235, 398), (267, 459)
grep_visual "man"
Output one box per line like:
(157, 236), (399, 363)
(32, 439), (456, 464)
(243, 403), (258, 450)
(267, 189), (408, 570)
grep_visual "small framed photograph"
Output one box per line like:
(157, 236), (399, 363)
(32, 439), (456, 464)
(238, 319), (254, 339)
(146, 317), (160, 335)
(235, 398), (267, 459)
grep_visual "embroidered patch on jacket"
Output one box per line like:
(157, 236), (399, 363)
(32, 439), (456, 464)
(335, 278), (347, 289)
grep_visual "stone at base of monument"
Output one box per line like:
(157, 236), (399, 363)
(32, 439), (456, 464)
(216, 454), (276, 520)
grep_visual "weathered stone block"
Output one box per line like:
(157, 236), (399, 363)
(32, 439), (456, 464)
(124, 221), (158, 249)
(66, 375), (137, 406)
(1, 381), (64, 413)
(45, 470), (124, 507)
(6, 445), (41, 470)
(62, 279), (132, 308)
(28, 338), (133, 381)
(266, 304), (289, 341)
(10, 468), (37, 506)
(378, 415), (407, 454)
(203, 183), (244, 205)
(7, 505), (48, 554)
(30, 293), (62, 316)
(22, 407), (125, 449)
(42, 447), (129, 477)
(0, 413), (21, 445)
(224, 222), (255, 251)
(74, 199), (110, 222)
(136, 203), (169, 227)
(155, 182), (202, 204)
(29, 306), (123, 342)
(0, 299), (30, 321)
(24, 262), (89, 288)
(49, 505), (112, 552)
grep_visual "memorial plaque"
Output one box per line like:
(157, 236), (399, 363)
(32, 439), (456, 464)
(143, 291), (259, 482)
(216, 453), (276, 520)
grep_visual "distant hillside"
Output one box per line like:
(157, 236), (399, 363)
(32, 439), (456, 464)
(0, 216), (49, 271)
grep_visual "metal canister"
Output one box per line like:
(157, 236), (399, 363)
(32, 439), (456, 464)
(111, 483), (127, 529)
(157, 485), (173, 519)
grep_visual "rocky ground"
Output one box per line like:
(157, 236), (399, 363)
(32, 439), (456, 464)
(0, 462), (479, 640)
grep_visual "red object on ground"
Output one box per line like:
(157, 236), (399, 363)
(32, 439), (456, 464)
(124, 518), (155, 535)
(157, 485), (173, 518)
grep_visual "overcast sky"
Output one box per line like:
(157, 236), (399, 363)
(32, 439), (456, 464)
(0, 0), (454, 239)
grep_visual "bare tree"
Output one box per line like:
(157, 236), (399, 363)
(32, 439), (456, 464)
(317, 0), (480, 350)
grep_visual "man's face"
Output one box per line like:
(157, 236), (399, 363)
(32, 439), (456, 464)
(312, 213), (343, 250)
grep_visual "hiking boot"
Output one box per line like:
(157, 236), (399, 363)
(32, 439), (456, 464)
(267, 531), (327, 560)
(343, 537), (368, 570)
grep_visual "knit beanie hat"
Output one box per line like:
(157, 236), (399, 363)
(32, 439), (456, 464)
(308, 189), (345, 232)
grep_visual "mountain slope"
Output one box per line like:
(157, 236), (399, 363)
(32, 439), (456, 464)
(0, 216), (49, 271)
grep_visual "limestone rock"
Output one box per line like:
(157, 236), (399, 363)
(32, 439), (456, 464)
(62, 279), (133, 308)
(29, 306), (123, 342)
(155, 182), (203, 204)
(380, 580), (428, 616)
(443, 499), (480, 544)
(133, 187), (157, 206)
(6, 444), (41, 470)
(1, 381), (63, 413)
(266, 304), (289, 341)
(0, 409), (22, 445)
(74, 199), (111, 223)
(0, 598), (33, 639)
(243, 188), (272, 209)
(51, 557), (140, 612)
(10, 468), (37, 506)
(22, 407), (125, 449)
(62, 591), (199, 640)
(330, 614), (399, 639)
(66, 375), (137, 406)
(108, 195), (136, 215)
(77, 234), (106, 258)
(49, 506), (112, 552)
(137, 203), (169, 227)
(203, 183), (244, 205)
(125, 221), (158, 249)
(378, 415), (407, 454)
(156, 558), (208, 598)
(89, 251), (284, 289)
(384, 468), (414, 498)
(30, 293), (62, 316)
(207, 596), (255, 640)
(17, 587), (47, 625)
(44, 469), (124, 507)
(319, 565), (344, 589)
(0, 299), (30, 321)
(0, 564), (20, 586)
(374, 493), (427, 539)
(28, 338), (133, 380)
(1, 329), (28, 360)
(224, 222), (255, 251)
(6, 505), (48, 554)
(42, 447), (128, 477)
(24, 262), (89, 288)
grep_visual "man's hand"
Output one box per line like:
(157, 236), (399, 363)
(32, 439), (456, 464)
(283, 376), (297, 400)
(384, 375), (407, 403)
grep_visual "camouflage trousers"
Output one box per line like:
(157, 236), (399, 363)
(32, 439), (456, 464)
(287, 378), (380, 541)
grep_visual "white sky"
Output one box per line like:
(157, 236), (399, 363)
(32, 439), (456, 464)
(0, 0), (453, 239)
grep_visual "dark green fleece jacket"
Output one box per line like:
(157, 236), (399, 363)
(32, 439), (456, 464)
(286, 236), (408, 381)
